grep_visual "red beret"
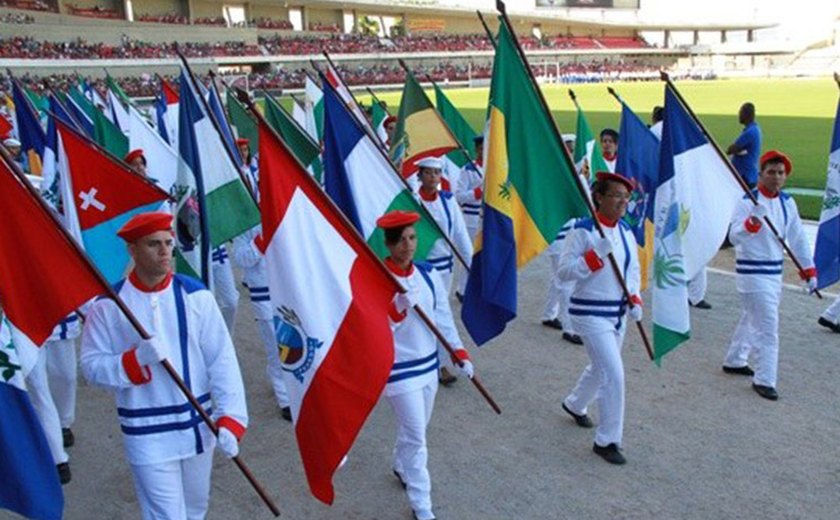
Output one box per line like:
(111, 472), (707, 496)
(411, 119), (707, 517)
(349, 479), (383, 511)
(384, 115), (397, 126)
(117, 212), (174, 243)
(595, 171), (635, 192)
(760, 150), (792, 175)
(376, 210), (420, 230)
(236, 138), (250, 147)
(124, 149), (145, 164)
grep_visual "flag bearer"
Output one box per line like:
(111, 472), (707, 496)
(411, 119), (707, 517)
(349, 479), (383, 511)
(454, 136), (485, 300)
(378, 210), (473, 520)
(723, 151), (817, 401)
(600, 129), (618, 172)
(414, 156), (472, 385)
(44, 314), (81, 451)
(80, 212), (248, 519)
(558, 172), (642, 465)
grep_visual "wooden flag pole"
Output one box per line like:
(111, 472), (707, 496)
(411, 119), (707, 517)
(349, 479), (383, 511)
(660, 71), (822, 299)
(0, 143), (281, 517)
(237, 89), (501, 415)
(309, 60), (472, 273)
(495, 0), (653, 359)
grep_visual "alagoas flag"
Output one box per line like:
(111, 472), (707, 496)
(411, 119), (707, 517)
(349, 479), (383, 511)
(0, 317), (64, 520)
(391, 69), (459, 179)
(57, 121), (170, 284)
(814, 95), (840, 290)
(462, 20), (589, 346)
(321, 77), (443, 260)
(257, 114), (400, 505)
(323, 60), (374, 140)
(651, 86), (742, 363)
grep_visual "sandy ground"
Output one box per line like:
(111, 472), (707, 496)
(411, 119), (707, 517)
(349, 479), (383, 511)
(3, 250), (840, 520)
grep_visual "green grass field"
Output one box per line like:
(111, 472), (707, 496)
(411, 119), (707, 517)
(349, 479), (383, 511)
(360, 78), (839, 219)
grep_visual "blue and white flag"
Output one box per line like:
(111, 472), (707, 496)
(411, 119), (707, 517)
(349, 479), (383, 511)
(814, 97), (840, 289)
(651, 86), (742, 362)
(0, 317), (64, 520)
(616, 100), (659, 246)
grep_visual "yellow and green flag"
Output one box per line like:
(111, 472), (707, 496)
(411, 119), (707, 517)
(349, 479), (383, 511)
(390, 69), (459, 178)
(461, 19), (589, 346)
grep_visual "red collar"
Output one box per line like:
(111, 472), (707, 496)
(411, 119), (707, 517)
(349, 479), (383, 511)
(596, 212), (618, 228)
(418, 188), (438, 202)
(758, 185), (779, 199)
(129, 270), (173, 293)
(385, 257), (414, 277)
(603, 152), (616, 162)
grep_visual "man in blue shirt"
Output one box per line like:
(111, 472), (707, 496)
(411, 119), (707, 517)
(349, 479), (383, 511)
(727, 103), (761, 188)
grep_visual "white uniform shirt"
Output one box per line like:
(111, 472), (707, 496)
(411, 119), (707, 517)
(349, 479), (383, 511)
(386, 261), (463, 397)
(417, 190), (473, 272)
(231, 225), (272, 321)
(557, 218), (640, 335)
(80, 273), (248, 465)
(455, 162), (484, 229)
(729, 189), (813, 294)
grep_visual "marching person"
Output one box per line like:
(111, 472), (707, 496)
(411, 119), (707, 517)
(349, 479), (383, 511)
(44, 314), (81, 451)
(723, 150), (816, 401)
(378, 210), (473, 520)
(600, 129), (618, 172)
(453, 135), (485, 301)
(818, 295), (840, 333)
(415, 156), (472, 385)
(558, 172), (641, 465)
(80, 211), (248, 519)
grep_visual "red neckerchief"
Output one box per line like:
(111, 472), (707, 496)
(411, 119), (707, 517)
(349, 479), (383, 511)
(384, 257), (414, 277)
(419, 188), (438, 202)
(603, 152), (616, 162)
(758, 184), (779, 199)
(596, 212), (618, 228)
(129, 270), (173, 293)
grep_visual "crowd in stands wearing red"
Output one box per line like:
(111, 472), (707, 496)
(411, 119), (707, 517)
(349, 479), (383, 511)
(136, 12), (187, 25)
(0, 11), (34, 23)
(67, 3), (120, 19)
(0, 0), (55, 12)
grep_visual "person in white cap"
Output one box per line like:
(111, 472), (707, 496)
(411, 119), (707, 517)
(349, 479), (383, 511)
(414, 155), (472, 385)
(3, 137), (25, 172)
(80, 211), (248, 519)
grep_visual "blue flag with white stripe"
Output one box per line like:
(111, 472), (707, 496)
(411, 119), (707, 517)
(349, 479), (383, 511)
(814, 97), (840, 289)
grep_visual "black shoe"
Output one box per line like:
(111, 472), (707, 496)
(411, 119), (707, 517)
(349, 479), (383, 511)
(562, 403), (593, 428)
(593, 443), (626, 465)
(280, 406), (292, 422)
(691, 300), (712, 309)
(818, 317), (840, 333)
(62, 427), (75, 448)
(57, 462), (71, 484)
(455, 292), (464, 304)
(438, 367), (457, 386)
(563, 332), (583, 345)
(542, 318), (563, 330)
(393, 469), (407, 489)
(413, 510), (436, 520)
(752, 384), (778, 401)
(722, 365), (754, 376)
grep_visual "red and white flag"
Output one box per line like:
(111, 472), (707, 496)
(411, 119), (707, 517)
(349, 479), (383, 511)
(0, 155), (107, 345)
(257, 117), (400, 504)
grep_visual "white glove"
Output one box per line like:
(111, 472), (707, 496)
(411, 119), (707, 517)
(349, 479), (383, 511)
(217, 427), (239, 458)
(806, 277), (818, 294)
(750, 204), (768, 220)
(592, 237), (613, 259)
(457, 359), (474, 379)
(628, 303), (643, 322)
(395, 288), (419, 313)
(135, 336), (168, 366)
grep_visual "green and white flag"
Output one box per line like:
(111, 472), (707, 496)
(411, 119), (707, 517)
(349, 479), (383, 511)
(573, 102), (609, 182)
(263, 94), (324, 183)
(304, 75), (324, 143)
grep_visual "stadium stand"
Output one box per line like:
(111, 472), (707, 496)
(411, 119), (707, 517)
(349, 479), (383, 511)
(0, 0), (55, 13)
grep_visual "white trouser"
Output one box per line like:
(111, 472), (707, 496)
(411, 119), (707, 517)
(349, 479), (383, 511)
(822, 294), (840, 323)
(688, 267), (708, 305)
(130, 448), (215, 520)
(45, 338), (77, 428)
(255, 318), (291, 408)
(212, 258), (239, 335)
(564, 328), (626, 447)
(433, 266), (456, 371)
(541, 256), (575, 333)
(725, 290), (781, 388)
(455, 222), (479, 295)
(25, 347), (68, 464)
(387, 381), (438, 516)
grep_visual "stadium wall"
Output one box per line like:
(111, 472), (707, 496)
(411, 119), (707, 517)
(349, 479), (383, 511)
(132, 0), (186, 17)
